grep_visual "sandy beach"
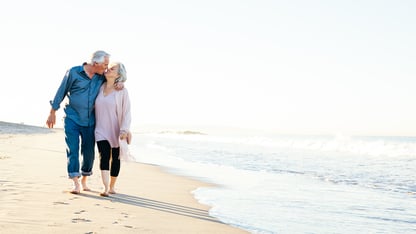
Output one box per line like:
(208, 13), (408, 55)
(0, 122), (247, 234)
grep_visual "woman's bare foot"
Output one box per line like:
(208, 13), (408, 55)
(109, 177), (117, 194)
(100, 192), (109, 197)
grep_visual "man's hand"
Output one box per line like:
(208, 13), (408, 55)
(114, 82), (124, 91)
(46, 109), (56, 128)
(46, 112), (56, 128)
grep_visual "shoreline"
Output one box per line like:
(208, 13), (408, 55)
(0, 122), (247, 233)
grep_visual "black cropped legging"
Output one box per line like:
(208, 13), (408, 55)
(97, 140), (120, 177)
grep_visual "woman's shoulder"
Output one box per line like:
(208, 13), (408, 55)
(115, 87), (129, 98)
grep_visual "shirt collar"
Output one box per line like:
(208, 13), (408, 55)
(77, 63), (91, 79)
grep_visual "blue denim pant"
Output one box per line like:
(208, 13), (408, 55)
(64, 118), (95, 178)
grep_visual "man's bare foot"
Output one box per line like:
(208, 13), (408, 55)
(109, 189), (116, 194)
(71, 178), (81, 194)
(70, 190), (80, 194)
(81, 176), (91, 191)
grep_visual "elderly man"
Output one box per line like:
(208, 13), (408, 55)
(47, 50), (120, 194)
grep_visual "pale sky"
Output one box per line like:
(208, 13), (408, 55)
(0, 0), (415, 136)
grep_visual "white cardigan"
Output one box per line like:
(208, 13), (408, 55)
(114, 88), (134, 161)
(114, 87), (131, 135)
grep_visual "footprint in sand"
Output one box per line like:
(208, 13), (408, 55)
(74, 210), (86, 214)
(53, 201), (69, 205)
(110, 212), (134, 229)
(71, 218), (91, 223)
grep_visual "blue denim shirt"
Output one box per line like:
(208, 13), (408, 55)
(50, 65), (105, 127)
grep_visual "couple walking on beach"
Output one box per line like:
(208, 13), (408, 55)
(46, 50), (132, 197)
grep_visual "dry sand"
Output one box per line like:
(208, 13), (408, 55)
(0, 122), (247, 234)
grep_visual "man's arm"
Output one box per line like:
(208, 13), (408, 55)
(46, 69), (72, 128)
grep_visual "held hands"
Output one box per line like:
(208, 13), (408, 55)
(120, 131), (132, 144)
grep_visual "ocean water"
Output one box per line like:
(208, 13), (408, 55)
(128, 130), (416, 234)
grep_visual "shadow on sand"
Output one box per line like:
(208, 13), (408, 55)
(76, 191), (222, 223)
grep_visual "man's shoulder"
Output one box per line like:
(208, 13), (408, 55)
(64, 65), (84, 77)
(68, 64), (83, 72)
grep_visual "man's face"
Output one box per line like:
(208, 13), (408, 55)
(94, 56), (110, 75)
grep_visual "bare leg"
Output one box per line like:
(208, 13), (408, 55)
(100, 170), (110, 197)
(109, 176), (117, 194)
(81, 176), (91, 191)
(71, 177), (80, 194)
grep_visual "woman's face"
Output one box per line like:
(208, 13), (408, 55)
(105, 64), (120, 79)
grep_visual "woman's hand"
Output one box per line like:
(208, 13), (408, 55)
(120, 132), (132, 144)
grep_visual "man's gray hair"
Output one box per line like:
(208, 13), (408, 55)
(91, 50), (110, 64)
(116, 62), (127, 82)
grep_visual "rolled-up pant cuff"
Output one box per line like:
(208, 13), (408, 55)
(81, 171), (93, 176)
(68, 172), (81, 179)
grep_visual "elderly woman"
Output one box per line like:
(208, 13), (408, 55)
(94, 62), (132, 197)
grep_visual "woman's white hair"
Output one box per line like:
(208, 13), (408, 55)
(115, 62), (127, 82)
(90, 50), (110, 64)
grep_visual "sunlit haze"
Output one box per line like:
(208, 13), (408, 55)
(1, 0), (415, 136)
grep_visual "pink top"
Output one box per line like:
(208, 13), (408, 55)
(95, 85), (131, 148)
